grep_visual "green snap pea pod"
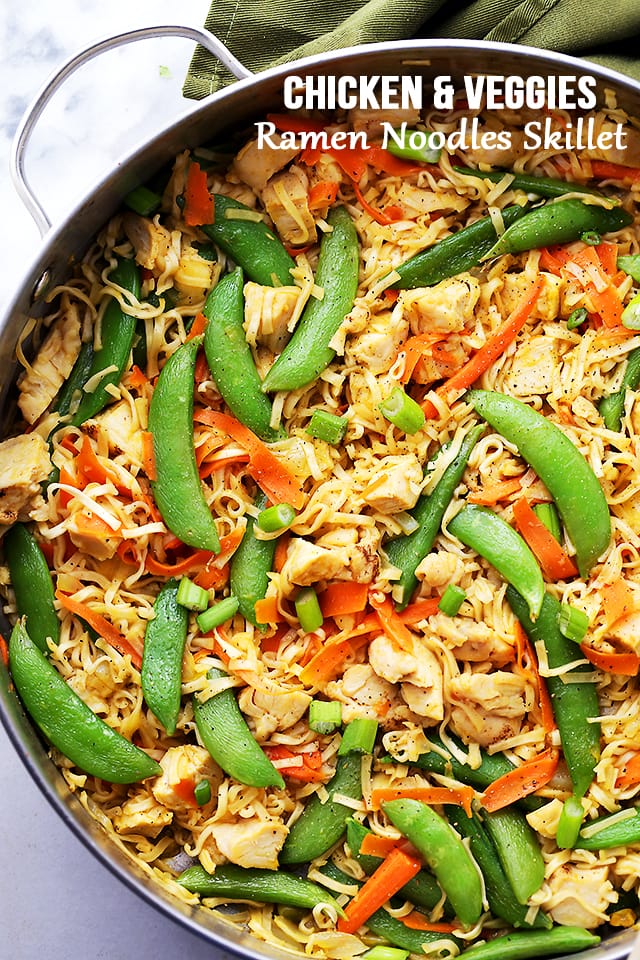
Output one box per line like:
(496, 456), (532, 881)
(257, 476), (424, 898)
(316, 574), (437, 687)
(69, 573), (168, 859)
(229, 491), (276, 628)
(445, 805), (550, 928)
(577, 806), (640, 849)
(453, 166), (605, 199)
(177, 862), (343, 915)
(390, 205), (528, 289)
(141, 579), (188, 734)
(481, 807), (545, 905)
(261, 205), (359, 393)
(470, 389), (611, 577)
(483, 198), (632, 260)
(507, 587), (601, 798)
(54, 340), (95, 418)
(193, 667), (284, 789)
(202, 194), (296, 287)
(384, 423), (484, 609)
(147, 336), (220, 553)
(599, 346), (640, 432)
(71, 257), (141, 425)
(4, 523), (58, 654)
(448, 504), (544, 619)
(345, 818), (447, 913)
(203, 267), (284, 442)
(280, 748), (363, 864)
(382, 798), (483, 928)
(9, 620), (161, 783)
(460, 927), (600, 960)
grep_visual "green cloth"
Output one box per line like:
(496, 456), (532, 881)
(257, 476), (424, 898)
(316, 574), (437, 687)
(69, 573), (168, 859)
(183, 0), (640, 100)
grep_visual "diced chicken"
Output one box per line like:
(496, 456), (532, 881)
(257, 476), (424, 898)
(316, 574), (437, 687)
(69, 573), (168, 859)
(0, 433), (51, 526)
(428, 614), (514, 666)
(282, 526), (380, 589)
(281, 537), (348, 587)
(151, 745), (222, 817)
(18, 301), (81, 424)
(261, 166), (316, 247)
(448, 670), (533, 747)
(461, 119), (525, 168)
(326, 663), (400, 725)
(415, 552), (465, 590)
(399, 274), (480, 336)
(584, 122), (640, 167)
(362, 454), (423, 513)
(546, 863), (616, 928)
(349, 107), (420, 138)
(315, 526), (381, 583)
(232, 135), (300, 194)
(174, 244), (217, 304)
(500, 272), (562, 323)
(243, 282), (300, 352)
(66, 512), (122, 561)
(113, 790), (173, 837)
(91, 400), (143, 467)
(410, 337), (470, 387)
(369, 634), (444, 722)
(123, 212), (173, 273)
(504, 334), (558, 397)
(238, 681), (312, 740)
(345, 304), (409, 375)
(209, 818), (288, 870)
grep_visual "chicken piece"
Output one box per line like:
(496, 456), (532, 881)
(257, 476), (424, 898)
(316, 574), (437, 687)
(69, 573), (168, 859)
(174, 244), (217, 305)
(428, 614), (514, 666)
(411, 337), (470, 387)
(399, 274), (480, 336)
(345, 305), (410, 375)
(66, 512), (122, 561)
(448, 670), (533, 747)
(91, 399), (143, 467)
(504, 334), (558, 397)
(349, 107), (420, 138)
(112, 791), (173, 837)
(209, 818), (288, 870)
(362, 454), (423, 513)
(123, 212), (173, 273)
(546, 863), (616, 928)
(369, 634), (444, 722)
(315, 526), (381, 584)
(261, 166), (316, 247)
(326, 663), (400, 725)
(0, 433), (51, 527)
(281, 537), (349, 587)
(238, 682), (312, 740)
(282, 526), (380, 589)
(151, 745), (222, 817)
(243, 282), (300, 352)
(18, 302), (81, 424)
(461, 118), (525, 168)
(232, 135), (300, 194)
(500, 271), (562, 323)
(415, 552), (465, 591)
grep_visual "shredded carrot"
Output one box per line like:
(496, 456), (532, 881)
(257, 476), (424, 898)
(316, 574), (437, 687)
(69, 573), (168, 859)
(369, 592), (415, 652)
(468, 477), (523, 506)
(602, 579), (637, 626)
(384, 288), (400, 304)
(562, 244), (624, 327)
(264, 744), (325, 782)
(514, 622), (556, 736)
(353, 181), (398, 226)
(512, 497), (578, 581)
(174, 778), (198, 808)
(141, 431), (156, 481)
(370, 784), (475, 817)
(146, 548), (217, 577)
(55, 590), (142, 670)
(319, 582), (369, 618)
(76, 435), (119, 488)
(57, 465), (78, 508)
(129, 364), (149, 388)
(299, 632), (370, 686)
(401, 913), (459, 934)
(616, 753), (640, 789)
(590, 160), (640, 183)
(254, 596), (283, 624)
(359, 834), (415, 858)
(308, 180), (339, 212)
(384, 204), (405, 222)
(186, 312), (208, 342)
(400, 333), (443, 384)
(580, 643), (640, 676)
(480, 747), (559, 812)
(184, 161), (214, 226)
(71, 510), (122, 539)
(399, 597), (441, 624)
(274, 533), (291, 573)
(0, 634), (8, 667)
(337, 847), (423, 934)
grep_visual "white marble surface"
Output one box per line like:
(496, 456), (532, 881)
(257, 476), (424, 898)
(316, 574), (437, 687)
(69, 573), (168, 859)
(0, 2), (238, 957)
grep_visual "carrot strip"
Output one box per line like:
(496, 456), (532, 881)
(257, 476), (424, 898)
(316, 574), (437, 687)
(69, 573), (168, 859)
(370, 592), (415, 652)
(514, 622), (556, 736)
(401, 913), (459, 933)
(76, 435), (118, 487)
(400, 334), (443, 384)
(174, 778), (198, 808)
(337, 847), (423, 934)
(359, 834), (414, 858)
(308, 180), (339, 212)
(128, 364), (149, 388)
(254, 596), (284, 624)
(580, 643), (640, 676)
(264, 745), (325, 782)
(146, 548), (216, 577)
(562, 245), (624, 327)
(70, 510), (122, 539)
(591, 160), (640, 183)
(602, 579), (637, 626)
(370, 785), (475, 817)
(274, 533), (290, 573)
(141, 431), (157, 481)
(319, 582), (369, 618)
(468, 477), (523, 506)
(186, 311), (208, 342)
(480, 747), (559, 812)
(55, 590), (142, 670)
(0, 634), (8, 667)
(299, 632), (370, 686)
(616, 753), (640, 789)
(352, 181), (396, 225)
(184, 161), (214, 226)
(512, 497), (578, 581)
(399, 597), (441, 624)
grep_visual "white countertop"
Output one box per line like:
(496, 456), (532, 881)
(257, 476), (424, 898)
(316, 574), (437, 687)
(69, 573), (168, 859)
(1, 2), (238, 957)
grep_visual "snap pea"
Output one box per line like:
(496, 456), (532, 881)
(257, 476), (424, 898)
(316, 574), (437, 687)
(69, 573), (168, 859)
(193, 667), (284, 789)
(577, 806), (640, 849)
(280, 748), (363, 864)
(384, 423), (484, 609)
(453, 166), (605, 199)
(448, 504), (544, 619)
(202, 194), (295, 287)
(618, 254), (640, 282)
(141, 579), (188, 734)
(71, 257), (141, 425)
(469, 389), (611, 577)
(507, 587), (601, 798)
(147, 336), (220, 553)
(390, 205), (528, 289)
(445, 805), (550, 928)
(382, 798), (483, 928)
(460, 927), (600, 960)
(483, 198), (632, 261)
(4, 523), (58, 654)
(261, 205), (359, 393)
(481, 807), (545, 905)
(229, 490), (276, 628)
(177, 862), (343, 915)
(599, 346), (640, 432)
(203, 267), (284, 442)
(9, 620), (161, 783)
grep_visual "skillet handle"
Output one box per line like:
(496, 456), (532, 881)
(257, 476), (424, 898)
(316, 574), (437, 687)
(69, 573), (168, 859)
(10, 25), (253, 237)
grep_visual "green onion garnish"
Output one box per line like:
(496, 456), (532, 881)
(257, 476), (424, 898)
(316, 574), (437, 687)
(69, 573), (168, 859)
(363, 948), (410, 960)
(309, 700), (343, 734)
(124, 184), (162, 217)
(256, 503), (296, 533)
(176, 577), (209, 612)
(556, 794), (585, 849)
(378, 386), (425, 435)
(622, 292), (640, 330)
(580, 231), (601, 246)
(306, 409), (348, 444)
(533, 502), (562, 543)
(558, 602), (590, 643)
(193, 778), (212, 806)
(386, 127), (442, 164)
(338, 717), (378, 756)
(618, 254), (640, 283)
(295, 587), (324, 633)
(196, 595), (240, 632)
(567, 307), (588, 330)
(437, 584), (466, 617)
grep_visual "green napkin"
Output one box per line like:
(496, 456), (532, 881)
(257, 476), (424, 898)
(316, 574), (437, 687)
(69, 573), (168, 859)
(183, 0), (640, 100)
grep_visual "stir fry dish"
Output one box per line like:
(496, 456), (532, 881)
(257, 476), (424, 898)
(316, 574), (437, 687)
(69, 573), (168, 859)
(4, 88), (640, 960)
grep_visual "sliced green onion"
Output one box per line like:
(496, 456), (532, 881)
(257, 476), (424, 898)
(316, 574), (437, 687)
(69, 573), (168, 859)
(580, 230), (601, 246)
(618, 254), (640, 283)
(558, 602), (590, 643)
(533, 502), (562, 543)
(363, 948), (410, 960)
(386, 127), (442, 164)
(196, 595), (240, 632)
(437, 583), (466, 616)
(622, 291), (640, 330)
(556, 794), (585, 849)
(338, 717), (378, 756)
(295, 587), (324, 633)
(177, 577), (209, 612)
(256, 503), (296, 533)
(306, 409), (348, 444)
(378, 386), (425, 435)
(567, 307), (588, 330)
(124, 184), (162, 217)
(193, 778), (212, 806)
(309, 699), (343, 734)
